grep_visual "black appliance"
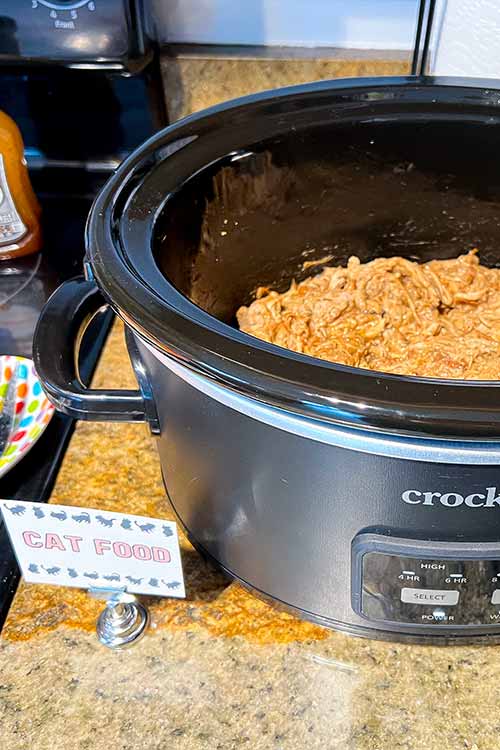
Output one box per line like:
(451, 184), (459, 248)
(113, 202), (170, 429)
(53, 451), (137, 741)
(36, 76), (500, 645)
(0, 0), (167, 629)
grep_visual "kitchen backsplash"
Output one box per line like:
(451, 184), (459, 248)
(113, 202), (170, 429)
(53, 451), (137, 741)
(161, 50), (408, 121)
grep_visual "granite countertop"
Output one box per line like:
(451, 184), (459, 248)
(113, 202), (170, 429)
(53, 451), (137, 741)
(0, 56), (495, 750)
(0, 325), (495, 750)
(161, 48), (409, 121)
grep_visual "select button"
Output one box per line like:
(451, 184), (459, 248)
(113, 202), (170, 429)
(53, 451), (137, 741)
(401, 588), (459, 606)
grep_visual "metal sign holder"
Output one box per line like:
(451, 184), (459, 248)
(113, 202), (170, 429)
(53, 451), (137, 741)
(88, 586), (150, 649)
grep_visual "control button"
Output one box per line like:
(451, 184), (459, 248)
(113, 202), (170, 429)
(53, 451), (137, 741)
(491, 590), (500, 605)
(401, 588), (459, 606)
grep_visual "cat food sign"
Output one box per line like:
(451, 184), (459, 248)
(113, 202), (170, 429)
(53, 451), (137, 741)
(0, 500), (185, 598)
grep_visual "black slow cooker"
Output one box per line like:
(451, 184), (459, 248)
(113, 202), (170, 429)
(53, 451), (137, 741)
(34, 77), (500, 643)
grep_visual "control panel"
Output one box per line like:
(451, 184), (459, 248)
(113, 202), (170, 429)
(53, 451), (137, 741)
(0, 0), (149, 69)
(352, 534), (500, 628)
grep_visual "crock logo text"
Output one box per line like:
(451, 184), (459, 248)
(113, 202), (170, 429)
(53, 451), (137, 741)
(402, 487), (500, 508)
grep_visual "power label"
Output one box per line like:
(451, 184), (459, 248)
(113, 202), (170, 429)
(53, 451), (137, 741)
(0, 500), (185, 598)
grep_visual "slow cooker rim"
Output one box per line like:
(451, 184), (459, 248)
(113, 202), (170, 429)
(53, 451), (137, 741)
(87, 75), (500, 438)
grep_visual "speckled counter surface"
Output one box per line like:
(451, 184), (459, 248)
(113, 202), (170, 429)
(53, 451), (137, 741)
(161, 50), (409, 120)
(0, 58), (496, 750)
(0, 320), (496, 750)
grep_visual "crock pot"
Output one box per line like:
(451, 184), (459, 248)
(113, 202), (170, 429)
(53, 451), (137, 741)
(34, 76), (500, 643)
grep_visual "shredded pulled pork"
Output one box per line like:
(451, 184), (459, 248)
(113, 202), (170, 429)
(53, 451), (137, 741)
(236, 251), (500, 379)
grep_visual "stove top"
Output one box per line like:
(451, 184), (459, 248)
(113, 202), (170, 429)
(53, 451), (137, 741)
(0, 168), (114, 629)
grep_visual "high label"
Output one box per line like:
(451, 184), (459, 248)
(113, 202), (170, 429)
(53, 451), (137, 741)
(0, 500), (185, 598)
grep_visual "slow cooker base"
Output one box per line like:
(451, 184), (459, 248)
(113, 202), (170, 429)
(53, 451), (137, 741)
(165, 484), (500, 647)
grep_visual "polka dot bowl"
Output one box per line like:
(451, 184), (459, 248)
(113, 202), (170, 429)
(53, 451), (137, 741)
(0, 355), (55, 479)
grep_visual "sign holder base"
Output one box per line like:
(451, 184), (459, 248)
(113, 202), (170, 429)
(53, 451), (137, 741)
(89, 587), (150, 649)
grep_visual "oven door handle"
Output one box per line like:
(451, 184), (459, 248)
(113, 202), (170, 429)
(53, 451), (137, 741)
(33, 277), (150, 424)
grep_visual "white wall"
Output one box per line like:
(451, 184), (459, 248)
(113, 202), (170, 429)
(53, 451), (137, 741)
(151, 0), (419, 50)
(431, 0), (500, 77)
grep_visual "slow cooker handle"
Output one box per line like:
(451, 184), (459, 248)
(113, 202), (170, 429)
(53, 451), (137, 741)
(33, 278), (147, 423)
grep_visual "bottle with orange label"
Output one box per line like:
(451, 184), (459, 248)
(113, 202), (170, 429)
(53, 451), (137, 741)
(0, 110), (42, 259)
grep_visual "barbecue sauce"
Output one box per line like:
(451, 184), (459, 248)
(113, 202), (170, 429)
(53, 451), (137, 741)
(0, 110), (41, 259)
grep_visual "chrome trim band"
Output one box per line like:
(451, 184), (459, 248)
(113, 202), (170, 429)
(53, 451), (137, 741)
(144, 341), (500, 465)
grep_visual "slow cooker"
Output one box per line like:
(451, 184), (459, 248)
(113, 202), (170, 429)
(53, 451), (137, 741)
(34, 77), (500, 643)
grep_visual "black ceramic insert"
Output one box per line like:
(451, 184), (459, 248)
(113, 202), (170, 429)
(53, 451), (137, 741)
(88, 77), (500, 438)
